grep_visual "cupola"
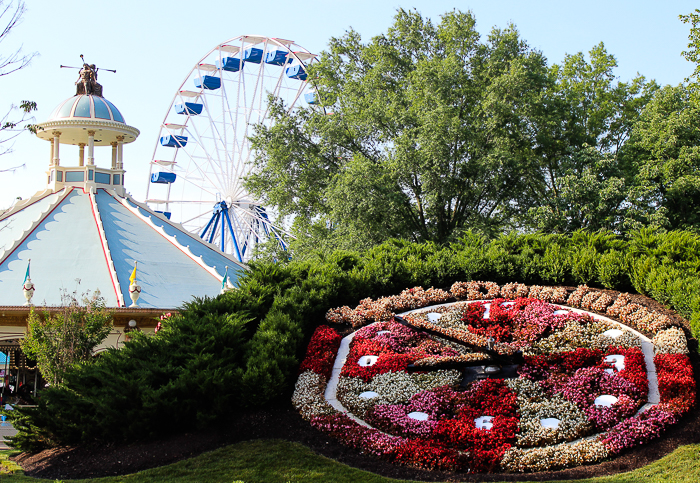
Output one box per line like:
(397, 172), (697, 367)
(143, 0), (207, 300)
(34, 63), (139, 196)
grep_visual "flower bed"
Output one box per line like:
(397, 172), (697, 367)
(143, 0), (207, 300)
(293, 283), (697, 473)
(298, 325), (342, 379)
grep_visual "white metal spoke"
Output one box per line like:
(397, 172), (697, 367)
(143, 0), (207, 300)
(147, 36), (315, 261)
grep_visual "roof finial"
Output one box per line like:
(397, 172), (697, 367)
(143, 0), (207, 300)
(128, 261), (141, 307)
(220, 266), (229, 294)
(22, 259), (35, 306)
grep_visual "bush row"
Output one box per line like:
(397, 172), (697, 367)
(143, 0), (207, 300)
(8, 228), (700, 450)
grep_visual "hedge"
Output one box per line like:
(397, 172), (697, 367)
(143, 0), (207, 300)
(7, 229), (700, 451)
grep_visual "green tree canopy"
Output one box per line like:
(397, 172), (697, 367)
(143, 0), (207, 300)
(247, 9), (551, 252)
(519, 43), (657, 233)
(680, 9), (700, 82)
(247, 9), (661, 258)
(605, 11), (700, 231)
(622, 84), (700, 230)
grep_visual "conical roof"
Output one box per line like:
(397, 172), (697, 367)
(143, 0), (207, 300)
(0, 187), (246, 308)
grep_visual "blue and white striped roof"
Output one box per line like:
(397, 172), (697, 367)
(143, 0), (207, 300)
(0, 187), (246, 308)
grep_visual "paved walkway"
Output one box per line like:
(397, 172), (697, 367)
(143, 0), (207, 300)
(0, 421), (17, 450)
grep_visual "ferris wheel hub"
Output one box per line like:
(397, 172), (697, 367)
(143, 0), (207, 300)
(213, 200), (228, 213)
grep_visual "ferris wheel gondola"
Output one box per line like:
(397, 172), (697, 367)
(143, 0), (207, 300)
(146, 35), (321, 263)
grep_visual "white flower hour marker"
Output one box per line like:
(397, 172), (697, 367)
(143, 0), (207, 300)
(475, 416), (493, 430)
(603, 328), (624, 338)
(540, 418), (561, 429)
(604, 355), (626, 374)
(358, 355), (379, 366)
(408, 412), (429, 421)
(427, 313), (441, 322)
(594, 395), (618, 407)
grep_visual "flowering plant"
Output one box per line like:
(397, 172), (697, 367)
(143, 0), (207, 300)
(655, 353), (696, 414)
(295, 282), (697, 473)
(155, 312), (173, 333)
(298, 325), (342, 379)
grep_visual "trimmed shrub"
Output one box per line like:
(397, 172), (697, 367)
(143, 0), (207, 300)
(9, 311), (251, 449)
(596, 250), (631, 290)
(9, 229), (700, 451)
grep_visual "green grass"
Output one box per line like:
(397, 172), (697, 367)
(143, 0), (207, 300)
(1, 440), (699, 483)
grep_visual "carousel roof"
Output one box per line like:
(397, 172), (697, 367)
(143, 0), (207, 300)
(0, 187), (246, 308)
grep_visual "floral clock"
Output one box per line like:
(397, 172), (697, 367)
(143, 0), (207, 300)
(292, 282), (696, 473)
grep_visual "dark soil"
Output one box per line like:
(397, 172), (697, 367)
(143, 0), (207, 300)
(11, 290), (700, 481)
(11, 402), (700, 482)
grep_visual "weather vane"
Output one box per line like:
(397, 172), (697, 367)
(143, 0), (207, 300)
(60, 55), (116, 97)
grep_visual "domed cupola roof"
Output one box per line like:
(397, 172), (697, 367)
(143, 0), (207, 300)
(35, 59), (138, 145)
(36, 94), (139, 146)
(33, 59), (141, 199)
(48, 95), (126, 123)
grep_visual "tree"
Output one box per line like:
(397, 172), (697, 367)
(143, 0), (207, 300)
(516, 43), (657, 233)
(0, 0), (37, 158)
(606, 12), (700, 232)
(247, 9), (550, 255)
(21, 290), (113, 387)
(622, 84), (700, 230)
(246, 10), (661, 257)
(680, 9), (700, 82)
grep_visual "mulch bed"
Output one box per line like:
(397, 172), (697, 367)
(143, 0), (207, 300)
(11, 289), (700, 481)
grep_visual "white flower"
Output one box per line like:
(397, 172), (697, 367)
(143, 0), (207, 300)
(527, 319), (610, 355)
(653, 327), (689, 355)
(501, 439), (610, 472)
(507, 378), (591, 447)
(292, 371), (335, 419)
(591, 329), (641, 350)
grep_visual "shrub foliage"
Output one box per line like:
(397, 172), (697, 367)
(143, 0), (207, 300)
(8, 229), (700, 451)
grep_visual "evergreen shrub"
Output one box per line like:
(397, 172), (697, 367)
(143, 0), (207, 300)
(8, 229), (700, 451)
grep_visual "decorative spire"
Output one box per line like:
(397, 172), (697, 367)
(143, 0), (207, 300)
(22, 259), (35, 305)
(128, 261), (141, 307)
(220, 266), (229, 294)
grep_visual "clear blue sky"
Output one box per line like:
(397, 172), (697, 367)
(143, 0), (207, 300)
(0, 0), (697, 208)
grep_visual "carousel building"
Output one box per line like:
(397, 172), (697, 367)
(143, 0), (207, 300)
(0, 66), (246, 395)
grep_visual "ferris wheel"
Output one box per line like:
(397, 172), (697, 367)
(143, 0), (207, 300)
(146, 35), (322, 263)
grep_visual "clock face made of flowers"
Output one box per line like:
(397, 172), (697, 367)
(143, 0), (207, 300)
(293, 283), (696, 473)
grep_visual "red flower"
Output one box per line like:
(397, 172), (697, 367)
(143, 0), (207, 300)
(393, 438), (468, 471)
(655, 353), (696, 414)
(298, 325), (342, 380)
(605, 346), (648, 396)
(521, 348), (605, 380)
(461, 301), (513, 342)
(432, 379), (519, 472)
(341, 351), (417, 382)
